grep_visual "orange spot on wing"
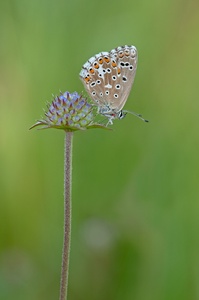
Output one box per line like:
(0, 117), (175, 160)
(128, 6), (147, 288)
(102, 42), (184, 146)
(125, 50), (130, 56)
(98, 58), (103, 64)
(104, 57), (110, 63)
(119, 52), (124, 58)
(117, 68), (121, 75)
(93, 62), (99, 69)
(84, 75), (91, 83)
(111, 61), (117, 68)
(89, 68), (95, 74)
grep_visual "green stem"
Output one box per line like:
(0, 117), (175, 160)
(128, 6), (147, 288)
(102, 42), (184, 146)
(59, 131), (73, 300)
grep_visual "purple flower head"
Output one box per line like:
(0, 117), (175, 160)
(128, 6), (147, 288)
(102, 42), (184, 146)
(30, 91), (109, 131)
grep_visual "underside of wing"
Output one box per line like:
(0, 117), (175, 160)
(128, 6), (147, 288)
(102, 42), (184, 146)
(79, 45), (138, 112)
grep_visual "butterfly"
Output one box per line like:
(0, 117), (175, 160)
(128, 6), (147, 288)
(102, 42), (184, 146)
(79, 45), (148, 125)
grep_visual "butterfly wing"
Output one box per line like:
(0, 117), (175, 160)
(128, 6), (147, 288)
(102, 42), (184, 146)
(79, 45), (137, 113)
(109, 45), (138, 112)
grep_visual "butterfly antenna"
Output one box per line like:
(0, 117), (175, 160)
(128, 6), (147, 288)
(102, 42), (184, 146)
(123, 110), (149, 123)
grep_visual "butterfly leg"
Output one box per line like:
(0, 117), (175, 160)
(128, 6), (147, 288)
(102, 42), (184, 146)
(106, 116), (114, 126)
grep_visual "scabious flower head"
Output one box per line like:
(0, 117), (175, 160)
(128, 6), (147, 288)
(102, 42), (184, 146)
(30, 91), (109, 131)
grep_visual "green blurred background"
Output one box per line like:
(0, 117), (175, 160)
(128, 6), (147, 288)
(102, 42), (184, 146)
(1, 0), (199, 299)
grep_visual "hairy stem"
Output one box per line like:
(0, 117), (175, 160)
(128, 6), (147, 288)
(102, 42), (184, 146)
(59, 131), (73, 300)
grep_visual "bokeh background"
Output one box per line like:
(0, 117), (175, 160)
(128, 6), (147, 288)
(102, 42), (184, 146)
(1, 0), (199, 299)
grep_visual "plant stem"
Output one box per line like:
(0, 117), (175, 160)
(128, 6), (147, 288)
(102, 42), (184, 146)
(59, 131), (73, 300)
